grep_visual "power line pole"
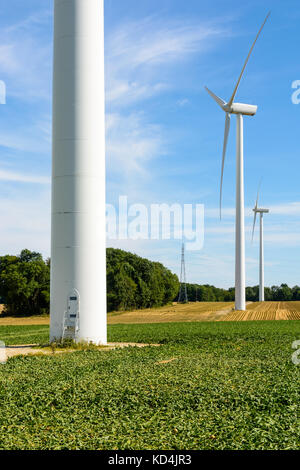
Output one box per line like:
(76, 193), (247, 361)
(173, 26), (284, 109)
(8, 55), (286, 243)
(178, 243), (188, 303)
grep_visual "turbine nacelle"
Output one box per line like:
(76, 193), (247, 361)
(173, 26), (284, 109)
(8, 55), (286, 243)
(253, 208), (269, 214)
(225, 102), (258, 116)
(252, 183), (269, 242)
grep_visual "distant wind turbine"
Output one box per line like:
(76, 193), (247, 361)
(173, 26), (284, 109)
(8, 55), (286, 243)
(205, 12), (270, 311)
(252, 184), (269, 302)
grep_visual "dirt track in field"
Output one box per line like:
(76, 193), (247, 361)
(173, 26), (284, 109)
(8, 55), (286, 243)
(220, 301), (300, 321)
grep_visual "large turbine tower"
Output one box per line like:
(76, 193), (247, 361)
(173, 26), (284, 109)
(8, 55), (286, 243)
(205, 13), (270, 311)
(252, 186), (269, 302)
(50, 0), (106, 344)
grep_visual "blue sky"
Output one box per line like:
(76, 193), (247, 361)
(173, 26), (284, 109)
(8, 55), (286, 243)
(0, 0), (300, 288)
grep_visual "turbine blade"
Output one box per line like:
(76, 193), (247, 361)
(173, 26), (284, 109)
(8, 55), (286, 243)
(252, 210), (257, 243)
(220, 113), (231, 219)
(255, 178), (262, 209)
(205, 86), (226, 109)
(228, 12), (271, 106)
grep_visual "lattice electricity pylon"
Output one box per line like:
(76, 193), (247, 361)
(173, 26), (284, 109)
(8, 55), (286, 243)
(178, 243), (188, 303)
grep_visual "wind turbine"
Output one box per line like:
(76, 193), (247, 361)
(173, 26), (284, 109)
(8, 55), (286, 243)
(205, 12), (270, 311)
(252, 184), (269, 302)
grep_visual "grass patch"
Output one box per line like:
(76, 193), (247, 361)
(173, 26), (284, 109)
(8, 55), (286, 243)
(0, 321), (299, 450)
(0, 325), (49, 345)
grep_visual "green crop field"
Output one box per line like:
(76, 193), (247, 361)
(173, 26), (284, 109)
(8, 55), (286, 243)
(0, 321), (299, 450)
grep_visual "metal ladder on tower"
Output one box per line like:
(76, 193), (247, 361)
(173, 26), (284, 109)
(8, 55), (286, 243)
(62, 290), (80, 341)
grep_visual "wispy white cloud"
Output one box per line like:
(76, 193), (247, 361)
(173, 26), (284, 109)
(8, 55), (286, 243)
(0, 44), (19, 73)
(0, 169), (50, 184)
(105, 16), (229, 178)
(0, 12), (229, 180)
(205, 224), (234, 234)
(106, 112), (165, 174)
(0, 191), (51, 256)
(4, 9), (52, 35)
(0, 9), (52, 168)
(268, 202), (300, 216)
(0, 9), (52, 101)
(206, 202), (300, 219)
(184, 252), (235, 287)
(205, 207), (235, 218)
(263, 233), (300, 245)
(205, 218), (300, 248)
(106, 16), (227, 107)
(0, 122), (51, 153)
(177, 98), (190, 107)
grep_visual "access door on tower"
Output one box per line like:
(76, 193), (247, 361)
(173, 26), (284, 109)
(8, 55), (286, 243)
(63, 289), (80, 340)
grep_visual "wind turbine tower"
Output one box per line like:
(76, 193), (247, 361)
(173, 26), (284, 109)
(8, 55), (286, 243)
(252, 186), (269, 302)
(205, 12), (270, 311)
(50, 0), (106, 344)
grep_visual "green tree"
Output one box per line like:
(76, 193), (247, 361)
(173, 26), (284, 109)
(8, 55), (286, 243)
(0, 250), (50, 316)
(106, 248), (179, 312)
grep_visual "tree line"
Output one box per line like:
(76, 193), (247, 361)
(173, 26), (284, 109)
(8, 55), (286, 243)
(0, 250), (50, 316)
(0, 248), (179, 315)
(107, 248), (179, 311)
(184, 283), (300, 302)
(0, 249), (299, 316)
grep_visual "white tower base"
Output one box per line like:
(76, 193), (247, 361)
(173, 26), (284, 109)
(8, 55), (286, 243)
(235, 114), (246, 311)
(259, 213), (264, 302)
(50, 0), (107, 345)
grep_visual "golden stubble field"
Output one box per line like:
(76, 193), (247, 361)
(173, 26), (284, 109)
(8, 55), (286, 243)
(221, 301), (300, 321)
(1, 301), (300, 326)
(0, 302), (234, 325)
(108, 302), (234, 324)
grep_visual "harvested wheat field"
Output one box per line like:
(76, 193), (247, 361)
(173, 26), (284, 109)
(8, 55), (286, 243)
(2, 301), (300, 326)
(221, 301), (300, 321)
(0, 310), (49, 326)
(108, 302), (235, 324)
(0, 302), (234, 326)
